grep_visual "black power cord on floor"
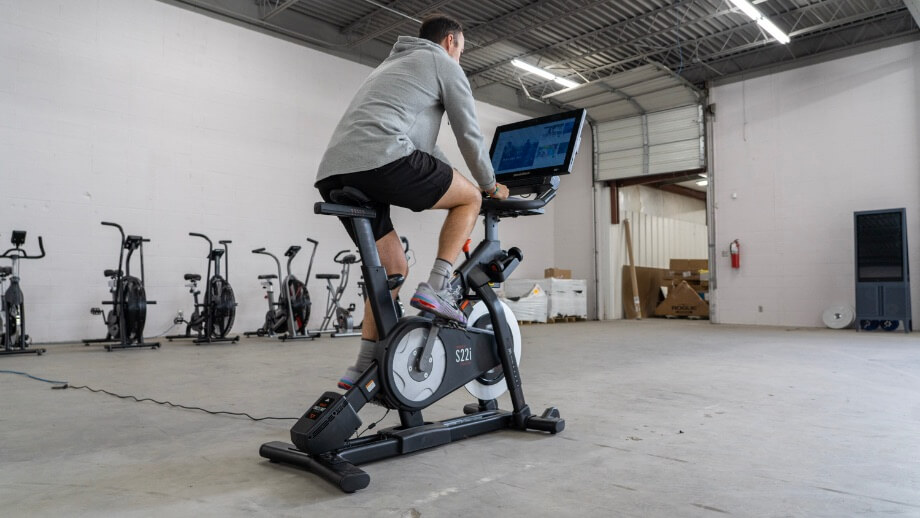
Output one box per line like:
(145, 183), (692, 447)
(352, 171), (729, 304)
(1, 370), (298, 422)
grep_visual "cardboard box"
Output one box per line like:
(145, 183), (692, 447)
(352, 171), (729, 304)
(544, 267), (572, 279)
(669, 259), (708, 272)
(663, 259), (709, 292)
(654, 280), (709, 318)
(622, 266), (669, 319)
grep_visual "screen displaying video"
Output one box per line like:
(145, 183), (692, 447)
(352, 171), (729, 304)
(491, 118), (577, 176)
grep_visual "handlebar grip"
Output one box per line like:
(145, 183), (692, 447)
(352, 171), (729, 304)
(36, 236), (45, 258)
(219, 240), (232, 244)
(101, 221), (119, 228)
(307, 238), (318, 244)
(252, 248), (266, 253)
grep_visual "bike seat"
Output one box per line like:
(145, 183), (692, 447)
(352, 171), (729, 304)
(104, 269), (122, 278)
(314, 187), (377, 220)
(331, 187), (372, 206)
(0, 266), (11, 277)
(258, 274), (278, 280)
(339, 254), (358, 264)
(317, 273), (340, 280)
(184, 274), (202, 282)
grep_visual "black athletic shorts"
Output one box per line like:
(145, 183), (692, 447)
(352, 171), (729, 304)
(315, 150), (454, 244)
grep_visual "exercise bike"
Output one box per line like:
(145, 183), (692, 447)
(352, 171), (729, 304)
(83, 222), (160, 351)
(309, 249), (361, 338)
(260, 180), (565, 492)
(0, 231), (47, 356)
(167, 233), (239, 345)
(244, 238), (319, 341)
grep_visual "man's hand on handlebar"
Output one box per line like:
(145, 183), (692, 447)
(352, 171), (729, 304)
(484, 183), (510, 201)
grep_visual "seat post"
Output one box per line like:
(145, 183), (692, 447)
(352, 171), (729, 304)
(349, 218), (398, 340)
(350, 218), (380, 268)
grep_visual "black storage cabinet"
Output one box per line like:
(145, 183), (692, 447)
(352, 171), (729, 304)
(854, 208), (911, 333)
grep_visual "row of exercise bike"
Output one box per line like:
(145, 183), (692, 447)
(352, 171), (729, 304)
(0, 222), (407, 355)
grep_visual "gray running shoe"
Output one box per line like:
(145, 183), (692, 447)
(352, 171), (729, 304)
(410, 282), (467, 324)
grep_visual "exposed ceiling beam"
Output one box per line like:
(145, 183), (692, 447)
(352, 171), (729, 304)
(660, 184), (707, 200)
(261, 0), (300, 21)
(905, 0), (920, 26)
(346, 0), (457, 47)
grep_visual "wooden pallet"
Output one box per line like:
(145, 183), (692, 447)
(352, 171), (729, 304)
(517, 316), (586, 325)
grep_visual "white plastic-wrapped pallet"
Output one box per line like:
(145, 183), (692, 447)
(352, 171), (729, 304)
(504, 278), (587, 319)
(499, 283), (549, 322)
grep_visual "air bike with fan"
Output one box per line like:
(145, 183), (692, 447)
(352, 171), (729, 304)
(83, 222), (160, 351)
(167, 233), (239, 345)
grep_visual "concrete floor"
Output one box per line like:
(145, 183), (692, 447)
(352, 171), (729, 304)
(1, 319), (919, 517)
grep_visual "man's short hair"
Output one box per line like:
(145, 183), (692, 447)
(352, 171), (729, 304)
(419, 13), (463, 44)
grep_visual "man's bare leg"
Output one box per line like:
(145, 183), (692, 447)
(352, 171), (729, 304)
(431, 169), (482, 264)
(339, 230), (407, 389)
(360, 230), (407, 342)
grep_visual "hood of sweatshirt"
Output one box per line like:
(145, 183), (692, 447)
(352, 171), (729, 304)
(389, 35), (449, 58)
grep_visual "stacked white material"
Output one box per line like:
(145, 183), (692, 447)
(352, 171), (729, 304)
(504, 278), (588, 319)
(499, 284), (549, 322)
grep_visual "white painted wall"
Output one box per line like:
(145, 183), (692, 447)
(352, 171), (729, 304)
(0, 0), (576, 343)
(710, 41), (920, 327)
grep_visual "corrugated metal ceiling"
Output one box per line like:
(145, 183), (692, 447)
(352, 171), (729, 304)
(172, 0), (919, 116)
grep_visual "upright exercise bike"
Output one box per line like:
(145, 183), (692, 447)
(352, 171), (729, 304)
(1, 231), (47, 356)
(83, 222), (160, 351)
(310, 249), (361, 338)
(168, 233), (239, 344)
(245, 238), (318, 341)
(260, 181), (566, 492)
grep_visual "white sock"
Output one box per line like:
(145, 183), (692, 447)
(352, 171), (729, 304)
(427, 258), (453, 291)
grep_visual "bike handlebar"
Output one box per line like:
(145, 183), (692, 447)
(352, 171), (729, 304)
(189, 232), (213, 248)
(101, 221), (126, 242)
(334, 249), (361, 264)
(101, 221), (123, 231)
(0, 236), (45, 260)
(307, 238), (318, 245)
(252, 248), (266, 254)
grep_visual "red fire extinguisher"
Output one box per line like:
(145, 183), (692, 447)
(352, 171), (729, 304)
(730, 239), (741, 269)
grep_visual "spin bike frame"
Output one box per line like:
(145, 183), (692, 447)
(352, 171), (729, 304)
(1, 231), (47, 356)
(260, 179), (564, 492)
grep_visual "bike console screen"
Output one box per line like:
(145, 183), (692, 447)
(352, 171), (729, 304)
(488, 108), (587, 188)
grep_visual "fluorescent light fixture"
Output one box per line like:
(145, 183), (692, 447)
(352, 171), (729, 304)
(511, 59), (579, 89)
(728, 0), (790, 44)
(554, 76), (579, 88)
(696, 180), (709, 186)
(757, 17), (791, 44)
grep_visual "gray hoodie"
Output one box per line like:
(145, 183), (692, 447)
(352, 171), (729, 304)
(315, 36), (496, 193)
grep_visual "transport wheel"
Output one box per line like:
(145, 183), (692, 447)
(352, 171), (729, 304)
(880, 320), (899, 332)
(860, 319), (880, 331)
